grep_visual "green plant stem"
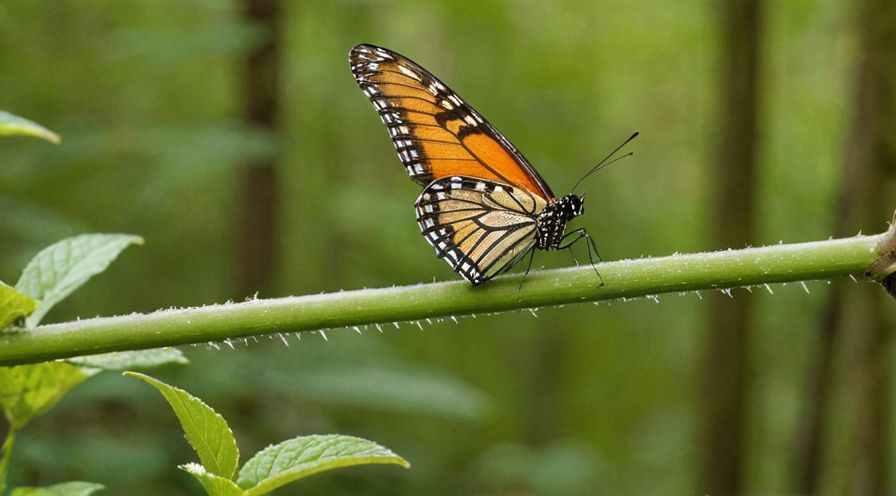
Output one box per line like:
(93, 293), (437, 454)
(0, 233), (885, 366)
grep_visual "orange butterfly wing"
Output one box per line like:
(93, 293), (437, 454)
(349, 44), (555, 201)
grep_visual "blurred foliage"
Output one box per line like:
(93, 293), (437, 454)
(0, 0), (889, 494)
(0, 111), (60, 144)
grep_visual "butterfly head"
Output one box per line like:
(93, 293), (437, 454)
(558, 194), (585, 219)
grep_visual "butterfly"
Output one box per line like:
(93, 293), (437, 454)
(349, 43), (635, 285)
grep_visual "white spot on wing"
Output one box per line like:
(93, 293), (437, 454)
(399, 64), (421, 81)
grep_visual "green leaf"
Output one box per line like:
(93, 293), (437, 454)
(124, 372), (239, 479)
(0, 282), (36, 329)
(237, 434), (409, 495)
(0, 363), (98, 429)
(15, 234), (144, 326)
(179, 463), (244, 496)
(0, 110), (60, 144)
(64, 348), (188, 370)
(10, 481), (104, 496)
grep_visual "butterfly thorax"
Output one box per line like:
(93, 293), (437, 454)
(536, 194), (584, 250)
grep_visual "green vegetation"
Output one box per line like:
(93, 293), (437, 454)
(0, 223), (406, 495)
(0, 229), (182, 494)
(0, 112), (60, 144)
(2, 1), (893, 494)
(126, 372), (408, 496)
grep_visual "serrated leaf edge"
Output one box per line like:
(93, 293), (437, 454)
(16, 234), (143, 326)
(124, 371), (239, 479)
(238, 434), (409, 495)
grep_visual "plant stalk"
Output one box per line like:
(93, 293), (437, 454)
(0, 233), (885, 366)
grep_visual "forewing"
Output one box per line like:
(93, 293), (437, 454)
(350, 44), (555, 200)
(415, 176), (546, 284)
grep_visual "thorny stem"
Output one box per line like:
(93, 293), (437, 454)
(0, 233), (887, 366)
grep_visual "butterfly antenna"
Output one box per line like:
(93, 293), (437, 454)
(571, 131), (639, 194)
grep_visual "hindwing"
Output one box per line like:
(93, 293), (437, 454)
(415, 176), (546, 285)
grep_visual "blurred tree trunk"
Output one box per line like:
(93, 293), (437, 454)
(697, 0), (763, 493)
(793, 0), (896, 492)
(236, 0), (281, 297)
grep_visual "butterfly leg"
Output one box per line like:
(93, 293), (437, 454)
(517, 247), (538, 291)
(566, 246), (581, 266)
(559, 229), (605, 286)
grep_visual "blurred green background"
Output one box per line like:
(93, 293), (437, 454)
(2, 0), (893, 494)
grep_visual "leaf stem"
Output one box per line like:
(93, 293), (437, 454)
(0, 233), (884, 366)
